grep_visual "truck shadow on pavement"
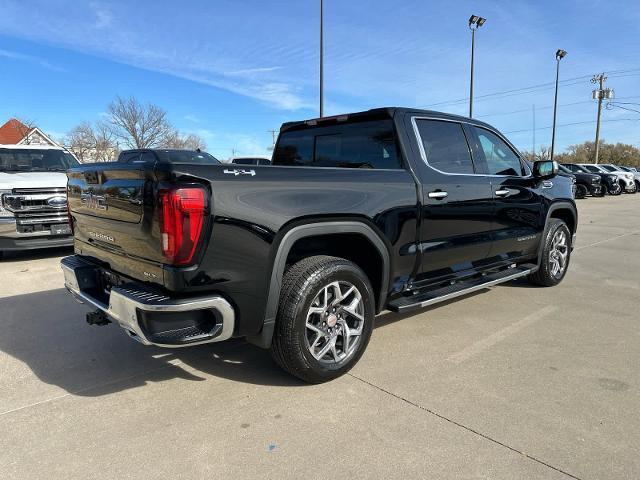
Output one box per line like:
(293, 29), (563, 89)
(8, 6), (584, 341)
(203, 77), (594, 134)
(1, 246), (73, 263)
(0, 288), (303, 398)
(0, 286), (514, 398)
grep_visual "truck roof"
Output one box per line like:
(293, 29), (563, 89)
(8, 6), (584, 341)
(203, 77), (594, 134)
(0, 144), (65, 150)
(280, 107), (495, 132)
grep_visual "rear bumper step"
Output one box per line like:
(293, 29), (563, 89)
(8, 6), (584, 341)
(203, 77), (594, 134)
(388, 263), (537, 313)
(61, 255), (235, 347)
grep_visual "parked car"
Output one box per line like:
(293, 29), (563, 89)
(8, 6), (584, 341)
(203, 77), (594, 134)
(116, 148), (221, 164)
(231, 157), (271, 166)
(61, 107), (576, 383)
(0, 145), (77, 259)
(585, 164), (636, 194)
(576, 164), (623, 195)
(617, 166), (640, 191)
(557, 164), (602, 198)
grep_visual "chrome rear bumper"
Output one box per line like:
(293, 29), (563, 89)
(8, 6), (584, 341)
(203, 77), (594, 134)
(61, 255), (235, 347)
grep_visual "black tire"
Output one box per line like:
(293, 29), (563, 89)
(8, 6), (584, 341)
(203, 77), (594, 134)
(270, 255), (375, 384)
(575, 184), (587, 199)
(528, 219), (571, 287)
(607, 184), (622, 195)
(636, 181), (640, 193)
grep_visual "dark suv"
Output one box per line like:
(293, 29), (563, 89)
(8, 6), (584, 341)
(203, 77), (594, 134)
(62, 107), (576, 383)
(562, 163), (619, 195)
(558, 164), (603, 198)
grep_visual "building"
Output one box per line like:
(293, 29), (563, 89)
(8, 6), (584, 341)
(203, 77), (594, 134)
(0, 118), (60, 147)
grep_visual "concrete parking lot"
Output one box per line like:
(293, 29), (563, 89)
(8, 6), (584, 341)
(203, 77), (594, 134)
(0, 195), (638, 480)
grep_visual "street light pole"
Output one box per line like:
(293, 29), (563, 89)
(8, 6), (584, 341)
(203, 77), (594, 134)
(319, 0), (324, 118)
(550, 49), (567, 161)
(468, 15), (486, 118)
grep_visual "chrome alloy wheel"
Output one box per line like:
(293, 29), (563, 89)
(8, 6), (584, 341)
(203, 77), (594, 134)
(549, 229), (569, 278)
(305, 281), (365, 365)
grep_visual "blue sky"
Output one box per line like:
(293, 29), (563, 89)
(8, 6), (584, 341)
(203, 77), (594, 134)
(0, 0), (639, 159)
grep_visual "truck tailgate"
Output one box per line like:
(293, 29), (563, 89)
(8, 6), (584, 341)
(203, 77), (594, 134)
(67, 163), (165, 282)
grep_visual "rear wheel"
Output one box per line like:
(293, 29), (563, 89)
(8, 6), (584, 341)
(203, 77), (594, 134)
(270, 255), (375, 383)
(575, 184), (587, 199)
(528, 219), (571, 287)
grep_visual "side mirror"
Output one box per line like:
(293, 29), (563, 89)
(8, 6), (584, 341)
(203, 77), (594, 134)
(533, 160), (558, 179)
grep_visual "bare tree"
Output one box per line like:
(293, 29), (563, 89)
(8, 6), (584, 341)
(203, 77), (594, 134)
(520, 145), (551, 163)
(9, 117), (37, 144)
(94, 122), (119, 161)
(162, 130), (207, 150)
(105, 96), (172, 148)
(65, 122), (95, 162)
(65, 121), (118, 162)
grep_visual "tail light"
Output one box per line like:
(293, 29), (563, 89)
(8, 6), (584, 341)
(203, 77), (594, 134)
(159, 186), (207, 265)
(66, 195), (74, 235)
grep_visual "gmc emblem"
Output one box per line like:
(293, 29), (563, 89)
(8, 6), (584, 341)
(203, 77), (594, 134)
(80, 192), (108, 210)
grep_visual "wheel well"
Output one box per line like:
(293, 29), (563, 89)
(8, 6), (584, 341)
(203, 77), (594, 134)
(286, 233), (384, 310)
(549, 208), (576, 235)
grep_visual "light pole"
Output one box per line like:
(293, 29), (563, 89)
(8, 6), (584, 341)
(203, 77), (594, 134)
(550, 49), (567, 160)
(468, 15), (486, 118)
(319, 0), (324, 118)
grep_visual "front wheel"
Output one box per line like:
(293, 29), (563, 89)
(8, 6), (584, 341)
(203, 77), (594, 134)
(270, 255), (375, 383)
(528, 219), (571, 287)
(575, 184), (588, 199)
(607, 184), (622, 195)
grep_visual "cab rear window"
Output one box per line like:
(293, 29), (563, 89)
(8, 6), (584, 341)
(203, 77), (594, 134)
(274, 120), (401, 169)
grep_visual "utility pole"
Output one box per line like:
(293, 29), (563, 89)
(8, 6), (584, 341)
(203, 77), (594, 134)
(532, 104), (536, 159)
(319, 0), (324, 117)
(267, 129), (278, 148)
(591, 73), (614, 164)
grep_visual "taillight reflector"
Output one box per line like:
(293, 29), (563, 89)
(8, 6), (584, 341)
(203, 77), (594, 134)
(159, 187), (207, 265)
(67, 196), (74, 235)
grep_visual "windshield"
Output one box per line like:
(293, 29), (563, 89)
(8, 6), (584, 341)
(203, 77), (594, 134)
(157, 150), (220, 164)
(583, 165), (602, 173)
(565, 164), (587, 173)
(600, 165), (617, 172)
(558, 164), (572, 174)
(617, 166), (631, 172)
(0, 148), (79, 172)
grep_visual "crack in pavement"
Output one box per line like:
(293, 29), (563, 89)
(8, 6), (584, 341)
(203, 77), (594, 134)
(574, 229), (640, 252)
(348, 372), (583, 480)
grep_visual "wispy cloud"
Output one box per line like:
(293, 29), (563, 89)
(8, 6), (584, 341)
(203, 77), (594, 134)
(184, 114), (200, 123)
(90, 1), (114, 29)
(224, 66), (283, 77)
(0, 48), (64, 72)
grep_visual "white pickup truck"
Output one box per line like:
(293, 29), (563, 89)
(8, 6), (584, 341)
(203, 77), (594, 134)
(0, 145), (78, 259)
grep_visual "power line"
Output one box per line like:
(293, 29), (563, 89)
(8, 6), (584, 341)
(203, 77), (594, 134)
(419, 68), (640, 110)
(503, 117), (638, 135)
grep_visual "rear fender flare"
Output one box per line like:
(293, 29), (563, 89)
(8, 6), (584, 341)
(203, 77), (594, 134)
(247, 221), (390, 348)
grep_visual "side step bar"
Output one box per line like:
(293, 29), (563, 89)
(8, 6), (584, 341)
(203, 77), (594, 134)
(388, 263), (537, 313)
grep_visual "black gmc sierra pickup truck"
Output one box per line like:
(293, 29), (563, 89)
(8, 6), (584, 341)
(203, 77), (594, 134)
(62, 107), (576, 383)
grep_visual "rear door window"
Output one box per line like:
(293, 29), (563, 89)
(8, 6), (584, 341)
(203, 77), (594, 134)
(415, 119), (475, 174)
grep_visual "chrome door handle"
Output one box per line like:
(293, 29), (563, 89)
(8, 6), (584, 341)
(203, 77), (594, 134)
(495, 189), (510, 197)
(428, 191), (448, 200)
